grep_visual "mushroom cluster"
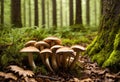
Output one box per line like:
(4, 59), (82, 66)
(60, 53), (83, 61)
(20, 36), (86, 72)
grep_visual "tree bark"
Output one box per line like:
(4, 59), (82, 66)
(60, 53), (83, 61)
(29, 0), (32, 27)
(86, 0), (120, 69)
(75, 0), (82, 25)
(60, 0), (63, 27)
(34, 0), (39, 27)
(100, 0), (103, 15)
(94, 0), (97, 26)
(69, 0), (73, 26)
(1, 0), (4, 25)
(52, 0), (57, 27)
(86, 0), (90, 25)
(47, 1), (49, 28)
(42, 0), (45, 28)
(11, 0), (22, 27)
(23, 0), (26, 27)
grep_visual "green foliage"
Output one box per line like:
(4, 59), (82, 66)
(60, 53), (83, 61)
(0, 25), (97, 72)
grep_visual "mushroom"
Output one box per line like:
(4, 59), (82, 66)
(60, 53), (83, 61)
(20, 46), (40, 69)
(40, 49), (54, 72)
(24, 40), (37, 47)
(70, 45), (86, 69)
(50, 45), (63, 70)
(43, 36), (62, 47)
(56, 47), (75, 69)
(34, 41), (50, 50)
(34, 41), (50, 64)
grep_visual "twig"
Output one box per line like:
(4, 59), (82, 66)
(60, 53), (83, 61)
(36, 74), (60, 81)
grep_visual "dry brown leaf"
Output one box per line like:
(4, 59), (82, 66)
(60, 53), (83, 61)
(9, 65), (24, 73)
(36, 77), (44, 82)
(8, 65), (34, 77)
(5, 73), (17, 80)
(22, 70), (34, 77)
(0, 72), (6, 77)
(0, 72), (17, 80)
(80, 78), (93, 82)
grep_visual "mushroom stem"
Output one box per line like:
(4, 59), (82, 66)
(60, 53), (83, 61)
(51, 54), (58, 70)
(28, 53), (36, 69)
(39, 46), (45, 64)
(45, 54), (54, 72)
(61, 54), (67, 69)
(70, 52), (80, 69)
(56, 54), (62, 68)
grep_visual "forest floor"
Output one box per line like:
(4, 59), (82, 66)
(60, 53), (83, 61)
(1, 55), (120, 82)
(34, 55), (120, 82)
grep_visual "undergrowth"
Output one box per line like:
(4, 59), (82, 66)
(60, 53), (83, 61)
(0, 25), (97, 74)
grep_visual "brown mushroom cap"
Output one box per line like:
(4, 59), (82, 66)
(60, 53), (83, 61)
(34, 41), (50, 50)
(71, 45), (86, 52)
(56, 47), (75, 56)
(43, 36), (62, 46)
(40, 49), (52, 54)
(51, 45), (63, 53)
(20, 46), (40, 53)
(24, 40), (37, 47)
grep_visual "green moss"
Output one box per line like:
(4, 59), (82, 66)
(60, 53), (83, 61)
(86, 36), (98, 54)
(114, 33), (120, 50)
(103, 33), (120, 67)
(86, 34), (104, 56)
(103, 50), (120, 67)
(86, 27), (118, 67)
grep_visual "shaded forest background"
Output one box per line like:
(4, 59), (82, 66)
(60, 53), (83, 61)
(0, 0), (120, 81)
(0, 0), (101, 28)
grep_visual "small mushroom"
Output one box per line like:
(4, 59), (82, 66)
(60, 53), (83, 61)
(70, 45), (86, 69)
(50, 45), (63, 70)
(43, 36), (62, 47)
(40, 49), (54, 72)
(34, 41), (50, 50)
(20, 46), (40, 69)
(24, 40), (37, 47)
(34, 41), (50, 64)
(56, 47), (75, 69)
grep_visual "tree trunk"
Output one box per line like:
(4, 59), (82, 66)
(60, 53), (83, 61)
(34, 0), (39, 27)
(29, 0), (32, 27)
(69, 0), (73, 26)
(60, 0), (63, 27)
(86, 0), (90, 25)
(52, 0), (57, 27)
(23, 0), (26, 27)
(47, 0), (49, 28)
(11, 0), (22, 27)
(1, 0), (4, 25)
(86, 0), (120, 69)
(42, 0), (45, 28)
(75, 0), (82, 25)
(94, 0), (97, 26)
(100, 0), (103, 15)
